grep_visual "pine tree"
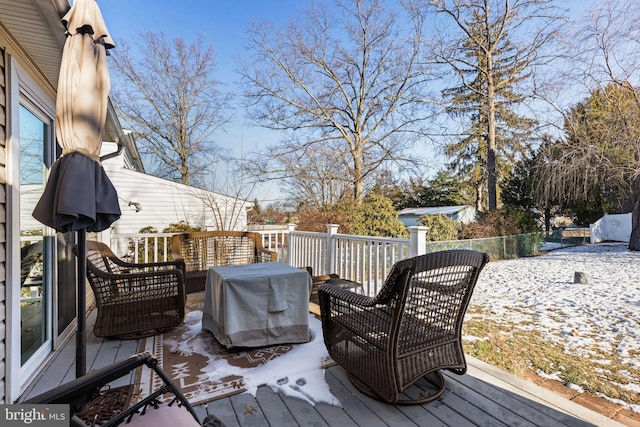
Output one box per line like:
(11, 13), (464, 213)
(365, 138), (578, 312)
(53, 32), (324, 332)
(431, 0), (557, 210)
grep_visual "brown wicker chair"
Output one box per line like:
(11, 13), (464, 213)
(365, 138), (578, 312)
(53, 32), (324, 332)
(319, 249), (489, 405)
(171, 231), (277, 293)
(81, 241), (186, 339)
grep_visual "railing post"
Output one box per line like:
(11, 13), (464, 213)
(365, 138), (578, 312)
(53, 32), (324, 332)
(326, 224), (339, 274)
(286, 223), (296, 264)
(408, 226), (428, 257)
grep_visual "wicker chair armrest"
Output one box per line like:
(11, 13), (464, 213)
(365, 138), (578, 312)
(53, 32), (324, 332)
(256, 248), (278, 262)
(312, 273), (339, 284)
(318, 282), (375, 307)
(109, 256), (184, 271)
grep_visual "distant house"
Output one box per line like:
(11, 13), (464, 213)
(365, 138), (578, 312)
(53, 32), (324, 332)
(398, 205), (477, 227)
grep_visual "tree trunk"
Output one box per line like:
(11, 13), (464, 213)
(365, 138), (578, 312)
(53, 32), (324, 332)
(544, 205), (552, 236)
(629, 197), (640, 251)
(475, 184), (483, 212)
(486, 56), (498, 210)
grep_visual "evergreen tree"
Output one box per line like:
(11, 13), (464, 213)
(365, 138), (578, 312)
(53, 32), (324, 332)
(429, 0), (558, 210)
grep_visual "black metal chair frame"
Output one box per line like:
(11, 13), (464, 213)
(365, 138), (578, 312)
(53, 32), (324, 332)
(24, 352), (200, 427)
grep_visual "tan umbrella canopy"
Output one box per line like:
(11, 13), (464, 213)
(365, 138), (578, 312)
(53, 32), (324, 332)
(33, 0), (119, 232)
(32, 0), (119, 377)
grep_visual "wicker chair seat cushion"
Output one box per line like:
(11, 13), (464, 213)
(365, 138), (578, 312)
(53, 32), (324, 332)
(94, 291), (183, 338)
(101, 294), (179, 311)
(330, 306), (458, 355)
(330, 306), (392, 350)
(103, 284), (179, 301)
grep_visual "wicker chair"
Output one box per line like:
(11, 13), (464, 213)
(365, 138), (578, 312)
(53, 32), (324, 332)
(81, 241), (186, 339)
(24, 352), (202, 427)
(319, 249), (489, 405)
(171, 231), (277, 293)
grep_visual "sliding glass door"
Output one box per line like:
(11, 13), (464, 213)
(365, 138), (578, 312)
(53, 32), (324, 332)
(18, 103), (52, 367)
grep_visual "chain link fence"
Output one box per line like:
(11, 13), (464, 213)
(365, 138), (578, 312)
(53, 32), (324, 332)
(424, 232), (546, 261)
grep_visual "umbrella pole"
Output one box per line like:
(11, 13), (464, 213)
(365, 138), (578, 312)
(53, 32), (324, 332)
(76, 228), (87, 377)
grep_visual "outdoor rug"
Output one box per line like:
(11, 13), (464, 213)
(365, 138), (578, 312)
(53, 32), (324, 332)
(135, 292), (337, 407)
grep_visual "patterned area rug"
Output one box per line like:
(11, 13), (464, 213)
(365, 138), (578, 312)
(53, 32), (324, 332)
(135, 292), (323, 407)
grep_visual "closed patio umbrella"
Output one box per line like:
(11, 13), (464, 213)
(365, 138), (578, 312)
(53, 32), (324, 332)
(32, 0), (119, 378)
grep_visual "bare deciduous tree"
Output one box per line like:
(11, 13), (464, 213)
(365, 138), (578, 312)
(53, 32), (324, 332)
(240, 0), (434, 203)
(197, 160), (259, 231)
(110, 32), (231, 186)
(250, 144), (350, 208)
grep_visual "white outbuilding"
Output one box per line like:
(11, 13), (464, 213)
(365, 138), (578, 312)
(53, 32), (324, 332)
(398, 205), (477, 227)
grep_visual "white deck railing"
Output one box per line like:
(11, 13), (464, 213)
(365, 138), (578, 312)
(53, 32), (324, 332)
(109, 232), (175, 263)
(109, 226), (541, 297)
(109, 225), (425, 296)
(286, 225), (413, 295)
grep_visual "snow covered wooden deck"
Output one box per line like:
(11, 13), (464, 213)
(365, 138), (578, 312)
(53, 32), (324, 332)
(19, 308), (621, 426)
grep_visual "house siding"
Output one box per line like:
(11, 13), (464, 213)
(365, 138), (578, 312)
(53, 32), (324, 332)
(105, 167), (249, 235)
(0, 46), (7, 404)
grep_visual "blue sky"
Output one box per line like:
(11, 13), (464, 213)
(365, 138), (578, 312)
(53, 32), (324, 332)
(99, 0), (307, 78)
(95, 1), (595, 204)
(98, 0), (313, 202)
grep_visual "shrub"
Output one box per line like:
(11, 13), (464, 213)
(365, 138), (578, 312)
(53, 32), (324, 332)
(296, 194), (408, 238)
(162, 221), (203, 233)
(504, 207), (539, 234)
(342, 194), (408, 238)
(296, 205), (350, 232)
(419, 213), (461, 241)
(460, 209), (521, 239)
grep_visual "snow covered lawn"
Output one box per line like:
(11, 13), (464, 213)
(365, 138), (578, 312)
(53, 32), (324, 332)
(466, 242), (640, 412)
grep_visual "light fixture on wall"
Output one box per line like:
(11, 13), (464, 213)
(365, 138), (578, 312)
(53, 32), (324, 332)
(128, 201), (142, 212)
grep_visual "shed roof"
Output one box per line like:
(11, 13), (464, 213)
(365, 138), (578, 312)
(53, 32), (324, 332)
(398, 205), (472, 216)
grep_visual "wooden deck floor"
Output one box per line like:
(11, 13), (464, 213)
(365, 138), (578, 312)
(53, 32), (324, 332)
(19, 307), (622, 427)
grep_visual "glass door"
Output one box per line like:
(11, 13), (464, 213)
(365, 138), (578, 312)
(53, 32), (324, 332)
(18, 103), (52, 367)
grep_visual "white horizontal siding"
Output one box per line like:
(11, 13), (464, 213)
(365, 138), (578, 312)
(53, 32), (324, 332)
(20, 160), (249, 235)
(103, 161), (249, 234)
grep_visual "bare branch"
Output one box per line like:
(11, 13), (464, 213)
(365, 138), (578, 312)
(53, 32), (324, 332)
(239, 0), (436, 202)
(110, 32), (232, 186)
